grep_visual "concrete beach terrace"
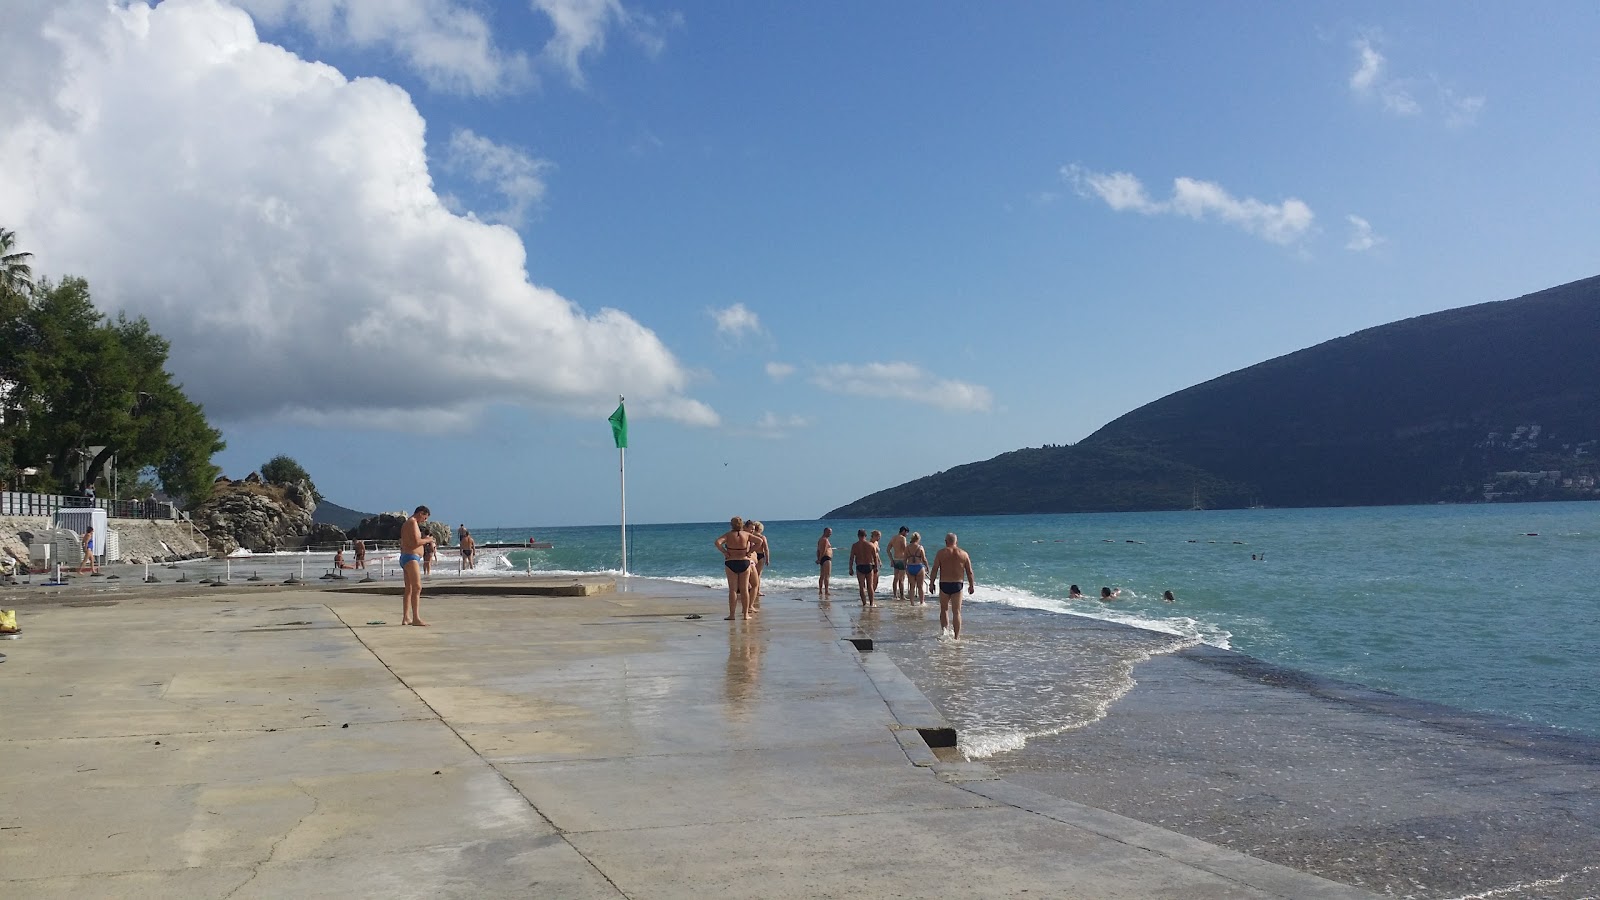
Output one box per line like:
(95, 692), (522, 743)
(1, 572), (1379, 899)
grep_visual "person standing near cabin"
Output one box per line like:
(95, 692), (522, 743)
(78, 525), (97, 575)
(931, 533), (975, 639)
(715, 516), (754, 621)
(816, 527), (834, 600)
(399, 506), (436, 626)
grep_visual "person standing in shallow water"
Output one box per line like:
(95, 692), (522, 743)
(715, 516), (755, 621)
(930, 532), (975, 639)
(815, 527), (834, 599)
(399, 505), (436, 626)
(849, 529), (876, 606)
(888, 526), (910, 601)
(745, 520), (769, 611)
(903, 532), (929, 605)
(868, 529), (884, 600)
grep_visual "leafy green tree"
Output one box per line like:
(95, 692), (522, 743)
(2, 275), (225, 506)
(260, 454), (323, 501)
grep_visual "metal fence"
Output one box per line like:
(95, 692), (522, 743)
(0, 490), (180, 520)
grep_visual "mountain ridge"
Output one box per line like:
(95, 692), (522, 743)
(824, 275), (1600, 518)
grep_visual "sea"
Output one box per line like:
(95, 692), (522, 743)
(466, 502), (1600, 754)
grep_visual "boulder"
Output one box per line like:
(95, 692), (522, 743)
(350, 513), (407, 543)
(423, 520), (450, 547)
(305, 522), (346, 549)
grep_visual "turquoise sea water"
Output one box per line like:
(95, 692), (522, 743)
(470, 503), (1600, 745)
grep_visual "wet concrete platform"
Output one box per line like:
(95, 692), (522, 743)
(0, 582), (1374, 898)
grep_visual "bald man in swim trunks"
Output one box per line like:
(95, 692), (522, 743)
(888, 526), (910, 601)
(930, 532), (975, 639)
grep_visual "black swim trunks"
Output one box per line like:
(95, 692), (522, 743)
(725, 559), (751, 573)
(940, 581), (964, 596)
(892, 560), (906, 571)
(855, 564), (873, 576)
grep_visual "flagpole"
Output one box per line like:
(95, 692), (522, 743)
(619, 444), (628, 577)
(617, 395), (628, 577)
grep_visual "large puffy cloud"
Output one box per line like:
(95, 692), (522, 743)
(0, 0), (716, 429)
(811, 363), (993, 413)
(1063, 164), (1315, 246)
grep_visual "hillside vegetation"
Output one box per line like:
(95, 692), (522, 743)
(826, 275), (1600, 517)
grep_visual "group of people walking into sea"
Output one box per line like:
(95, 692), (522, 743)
(714, 516), (772, 620)
(812, 525), (976, 638)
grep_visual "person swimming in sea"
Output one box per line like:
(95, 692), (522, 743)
(715, 517), (755, 621)
(1069, 584), (1085, 599)
(903, 532), (929, 605)
(1100, 586), (1121, 600)
(1162, 590), (1176, 603)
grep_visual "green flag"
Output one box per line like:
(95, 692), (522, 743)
(608, 400), (628, 449)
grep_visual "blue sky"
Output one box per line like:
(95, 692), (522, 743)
(4, 1), (1597, 527)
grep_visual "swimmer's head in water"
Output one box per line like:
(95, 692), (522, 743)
(1101, 587), (1113, 598)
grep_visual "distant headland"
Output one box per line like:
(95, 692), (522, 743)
(825, 274), (1600, 518)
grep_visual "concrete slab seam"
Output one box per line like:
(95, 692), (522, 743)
(0, 718), (439, 745)
(323, 603), (636, 900)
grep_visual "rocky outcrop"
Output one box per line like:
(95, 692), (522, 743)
(191, 481), (315, 556)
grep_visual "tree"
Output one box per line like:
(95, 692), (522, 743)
(2, 275), (225, 505)
(0, 227), (32, 303)
(260, 454), (323, 501)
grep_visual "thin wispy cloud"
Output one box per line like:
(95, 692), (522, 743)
(764, 361), (796, 381)
(1062, 165), (1315, 246)
(710, 303), (763, 340)
(443, 129), (552, 226)
(531, 0), (672, 87)
(811, 363), (993, 413)
(232, 0), (532, 95)
(1348, 33), (1483, 127)
(1345, 215), (1384, 252)
(740, 411), (811, 440)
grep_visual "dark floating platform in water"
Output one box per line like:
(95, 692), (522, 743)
(477, 542), (554, 549)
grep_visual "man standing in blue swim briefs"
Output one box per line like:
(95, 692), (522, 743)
(400, 505), (437, 626)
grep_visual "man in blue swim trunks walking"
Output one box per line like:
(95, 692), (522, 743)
(930, 533), (975, 639)
(400, 505), (437, 626)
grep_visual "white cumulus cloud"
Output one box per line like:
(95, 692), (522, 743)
(1063, 165), (1315, 246)
(764, 361), (796, 381)
(810, 363), (993, 413)
(747, 411), (810, 439)
(0, 0), (716, 429)
(1345, 215), (1384, 252)
(531, 0), (671, 87)
(710, 303), (763, 340)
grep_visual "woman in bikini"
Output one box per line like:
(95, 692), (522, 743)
(715, 517), (755, 620)
(903, 532), (929, 605)
(745, 519), (769, 611)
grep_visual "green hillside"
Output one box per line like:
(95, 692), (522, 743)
(825, 275), (1600, 518)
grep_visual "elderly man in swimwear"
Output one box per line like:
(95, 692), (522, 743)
(930, 532), (975, 639)
(849, 529), (878, 607)
(816, 527), (834, 599)
(715, 516), (755, 621)
(887, 526), (910, 601)
(399, 506), (437, 626)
